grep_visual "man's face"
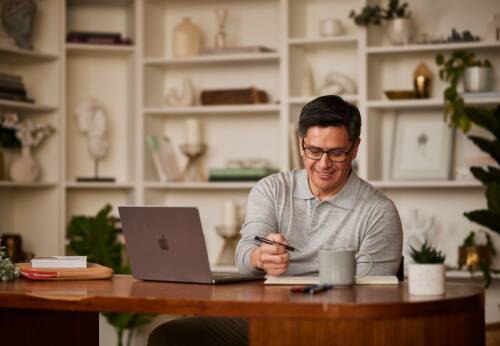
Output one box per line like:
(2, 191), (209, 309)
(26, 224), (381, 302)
(301, 125), (359, 200)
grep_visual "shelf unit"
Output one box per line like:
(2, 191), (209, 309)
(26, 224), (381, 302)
(0, 0), (499, 287)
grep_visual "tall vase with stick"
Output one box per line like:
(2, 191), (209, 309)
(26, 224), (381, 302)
(215, 8), (228, 49)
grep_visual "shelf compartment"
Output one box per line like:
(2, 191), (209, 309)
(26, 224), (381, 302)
(367, 41), (500, 55)
(144, 104), (280, 116)
(0, 99), (58, 113)
(367, 97), (500, 109)
(66, 43), (135, 54)
(144, 52), (280, 66)
(371, 180), (482, 189)
(0, 181), (58, 188)
(0, 45), (58, 61)
(144, 182), (255, 190)
(289, 95), (358, 105)
(65, 182), (135, 190)
(288, 35), (358, 47)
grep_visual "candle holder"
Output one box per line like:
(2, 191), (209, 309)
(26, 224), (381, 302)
(215, 225), (240, 266)
(179, 143), (207, 181)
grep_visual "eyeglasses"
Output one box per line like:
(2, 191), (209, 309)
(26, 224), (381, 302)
(301, 139), (353, 162)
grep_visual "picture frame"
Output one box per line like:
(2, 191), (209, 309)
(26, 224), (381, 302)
(391, 112), (453, 180)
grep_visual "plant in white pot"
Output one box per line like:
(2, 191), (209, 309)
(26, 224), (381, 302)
(408, 240), (446, 295)
(349, 0), (412, 45)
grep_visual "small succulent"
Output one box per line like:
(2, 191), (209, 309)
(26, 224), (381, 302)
(0, 246), (20, 281)
(410, 240), (446, 264)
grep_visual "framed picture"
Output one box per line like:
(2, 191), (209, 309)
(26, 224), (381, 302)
(391, 113), (453, 180)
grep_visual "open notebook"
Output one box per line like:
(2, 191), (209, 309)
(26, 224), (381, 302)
(264, 275), (399, 285)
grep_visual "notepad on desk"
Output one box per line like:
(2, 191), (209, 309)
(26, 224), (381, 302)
(264, 275), (399, 285)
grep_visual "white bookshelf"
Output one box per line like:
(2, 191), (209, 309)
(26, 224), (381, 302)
(0, 0), (498, 342)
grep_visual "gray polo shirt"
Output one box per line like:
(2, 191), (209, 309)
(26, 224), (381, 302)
(235, 169), (402, 276)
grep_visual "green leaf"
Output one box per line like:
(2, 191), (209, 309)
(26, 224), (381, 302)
(470, 166), (500, 185)
(486, 183), (500, 214)
(464, 106), (499, 138)
(464, 210), (500, 234)
(468, 136), (500, 164)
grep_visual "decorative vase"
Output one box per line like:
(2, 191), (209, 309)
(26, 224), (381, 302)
(9, 146), (40, 182)
(464, 66), (493, 92)
(386, 18), (412, 45)
(172, 17), (202, 58)
(408, 263), (445, 295)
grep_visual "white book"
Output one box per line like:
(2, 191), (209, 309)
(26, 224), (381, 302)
(31, 256), (87, 269)
(264, 275), (399, 285)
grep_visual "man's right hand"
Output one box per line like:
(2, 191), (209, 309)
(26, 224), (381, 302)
(250, 233), (290, 276)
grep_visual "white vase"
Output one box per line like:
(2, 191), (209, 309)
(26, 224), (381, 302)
(464, 66), (493, 92)
(408, 263), (445, 295)
(386, 18), (412, 45)
(10, 146), (40, 182)
(172, 17), (202, 58)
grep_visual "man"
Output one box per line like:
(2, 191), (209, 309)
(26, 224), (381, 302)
(148, 95), (402, 346)
(236, 94), (402, 277)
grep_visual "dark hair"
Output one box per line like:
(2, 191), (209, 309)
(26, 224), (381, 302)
(298, 95), (361, 142)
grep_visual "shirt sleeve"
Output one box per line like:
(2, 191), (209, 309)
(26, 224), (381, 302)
(356, 198), (403, 276)
(235, 178), (278, 275)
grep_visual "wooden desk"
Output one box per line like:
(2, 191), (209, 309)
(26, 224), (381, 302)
(0, 275), (485, 346)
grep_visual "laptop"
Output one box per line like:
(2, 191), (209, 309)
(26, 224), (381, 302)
(118, 206), (264, 284)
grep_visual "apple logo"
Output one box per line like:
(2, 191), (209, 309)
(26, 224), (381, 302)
(158, 234), (170, 251)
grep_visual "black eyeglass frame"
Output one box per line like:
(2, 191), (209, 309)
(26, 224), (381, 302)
(301, 139), (355, 163)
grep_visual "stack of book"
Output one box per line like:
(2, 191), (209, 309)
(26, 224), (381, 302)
(0, 73), (33, 103)
(208, 167), (278, 182)
(31, 256), (87, 269)
(66, 31), (132, 45)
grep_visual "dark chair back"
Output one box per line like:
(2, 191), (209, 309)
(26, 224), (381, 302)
(396, 256), (404, 281)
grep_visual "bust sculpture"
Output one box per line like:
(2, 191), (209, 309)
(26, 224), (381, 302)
(74, 99), (114, 182)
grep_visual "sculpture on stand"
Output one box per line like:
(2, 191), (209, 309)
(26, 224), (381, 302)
(179, 118), (206, 181)
(75, 99), (115, 182)
(215, 200), (241, 266)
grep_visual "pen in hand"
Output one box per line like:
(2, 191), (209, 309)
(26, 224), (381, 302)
(253, 235), (298, 252)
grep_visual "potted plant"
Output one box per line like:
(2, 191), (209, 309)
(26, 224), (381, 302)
(408, 240), (446, 295)
(349, 0), (412, 45)
(67, 204), (154, 346)
(0, 246), (19, 282)
(458, 231), (498, 287)
(435, 51), (493, 132)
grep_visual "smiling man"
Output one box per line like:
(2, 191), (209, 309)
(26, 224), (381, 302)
(236, 94), (403, 277)
(148, 95), (402, 346)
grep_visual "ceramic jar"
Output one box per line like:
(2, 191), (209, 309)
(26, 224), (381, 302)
(408, 263), (445, 295)
(464, 66), (493, 92)
(172, 17), (202, 58)
(10, 146), (40, 182)
(386, 18), (412, 45)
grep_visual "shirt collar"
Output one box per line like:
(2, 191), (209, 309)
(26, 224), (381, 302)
(293, 169), (361, 210)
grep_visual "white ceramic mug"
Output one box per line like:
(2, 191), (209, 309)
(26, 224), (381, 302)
(319, 248), (373, 286)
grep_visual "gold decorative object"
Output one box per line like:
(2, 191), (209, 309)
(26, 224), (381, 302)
(179, 143), (207, 181)
(384, 90), (417, 100)
(458, 245), (492, 270)
(215, 225), (240, 266)
(413, 63), (432, 98)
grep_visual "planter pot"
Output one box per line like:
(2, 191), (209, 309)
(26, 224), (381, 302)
(408, 263), (445, 295)
(386, 18), (412, 45)
(464, 66), (493, 92)
(9, 146), (40, 182)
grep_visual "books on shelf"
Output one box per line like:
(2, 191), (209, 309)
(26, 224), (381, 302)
(146, 134), (180, 182)
(0, 72), (33, 103)
(31, 256), (87, 268)
(66, 31), (132, 45)
(208, 167), (278, 182)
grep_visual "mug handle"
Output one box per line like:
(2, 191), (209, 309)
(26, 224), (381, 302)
(355, 253), (373, 279)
